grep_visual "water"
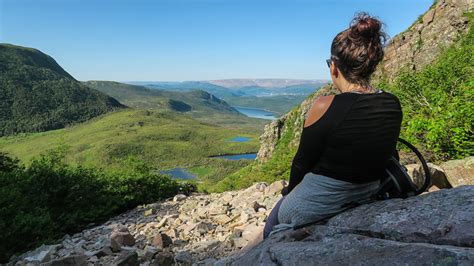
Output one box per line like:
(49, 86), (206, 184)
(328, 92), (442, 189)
(233, 106), (278, 120)
(211, 153), (257, 160)
(229, 136), (250, 142)
(159, 168), (197, 180)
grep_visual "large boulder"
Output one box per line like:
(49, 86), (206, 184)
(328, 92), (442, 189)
(216, 186), (474, 265)
(441, 156), (474, 187)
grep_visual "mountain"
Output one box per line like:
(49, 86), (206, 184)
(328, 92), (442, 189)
(208, 79), (328, 89)
(131, 81), (241, 99)
(0, 44), (124, 136)
(83, 80), (269, 132)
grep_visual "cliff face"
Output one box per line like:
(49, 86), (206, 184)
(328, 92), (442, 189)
(373, 0), (473, 82)
(257, 0), (473, 163)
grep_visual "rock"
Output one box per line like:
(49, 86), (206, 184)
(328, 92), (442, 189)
(110, 229), (136, 252)
(195, 240), (221, 252)
(113, 251), (139, 266)
(222, 193), (233, 202)
(406, 163), (452, 189)
(153, 250), (174, 266)
(252, 201), (266, 212)
(241, 223), (263, 242)
(441, 156), (474, 187)
(423, 7), (436, 26)
(174, 250), (193, 265)
(213, 214), (232, 225)
(216, 186), (474, 265)
(156, 216), (168, 228)
(173, 194), (187, 202)
(23, 244), (60, 263)
(152, 233), (172, 249)
(264, 180), (287, 196)
(194, 222), (212, 236)
(144, 209), (155, 216)
(231, 237), (248, 248)
(44, 255), (87, 265)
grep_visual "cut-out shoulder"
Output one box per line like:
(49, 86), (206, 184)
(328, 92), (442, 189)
(304, 95), (335, 128)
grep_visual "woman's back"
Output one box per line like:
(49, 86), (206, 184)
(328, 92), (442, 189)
(311, 90), (403, 183)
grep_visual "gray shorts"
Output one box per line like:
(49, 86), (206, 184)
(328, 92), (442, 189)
(271, 172), (380, 236)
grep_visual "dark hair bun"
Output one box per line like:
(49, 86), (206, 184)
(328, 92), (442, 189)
(349, 12), (382, 40)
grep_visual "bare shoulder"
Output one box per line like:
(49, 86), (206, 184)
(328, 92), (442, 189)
(304, 95), (335, 128)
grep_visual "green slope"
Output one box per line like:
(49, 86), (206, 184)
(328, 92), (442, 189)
(84, 80), (270, 132)
(0, 44), (125, 136)
(0, 109), (261, 188)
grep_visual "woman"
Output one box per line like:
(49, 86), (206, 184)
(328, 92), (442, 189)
(262, 12), (403, 239)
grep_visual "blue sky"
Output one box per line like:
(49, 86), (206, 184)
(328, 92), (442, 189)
(0, 0), (433, 81)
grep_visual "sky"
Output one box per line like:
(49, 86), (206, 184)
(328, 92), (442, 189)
(0, 0), (433, 81)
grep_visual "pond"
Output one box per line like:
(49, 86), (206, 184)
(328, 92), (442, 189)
(228, 136), (250, 142)
(159, 168), (197, 180)
(211, 153), (257, 160)
(233, 106), (278, 120)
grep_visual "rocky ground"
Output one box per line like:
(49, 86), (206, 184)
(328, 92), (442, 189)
(10, 180), (287, 265)
(10, 157), (473, 265)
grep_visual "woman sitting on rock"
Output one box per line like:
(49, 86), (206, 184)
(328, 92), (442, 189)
(260, 13), (403, 240)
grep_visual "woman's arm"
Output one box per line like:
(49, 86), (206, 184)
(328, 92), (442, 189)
(282, 96), (335, 195)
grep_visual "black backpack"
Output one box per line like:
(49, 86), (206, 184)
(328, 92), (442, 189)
(375, 138), (431, 199)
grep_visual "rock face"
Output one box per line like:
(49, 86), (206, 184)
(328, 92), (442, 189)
(372, 0), (473, 82)
(216, 186), (474, 265)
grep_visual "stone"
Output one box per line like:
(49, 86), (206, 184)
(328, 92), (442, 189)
(213, 214), (232, 225)
(144, 209), (155, 216)
(423, 7), (436, 26)
(23, 244), (60, 263)
(113, 251), (139, 266)
(153, 250), (174, 266)
(441, 156), (474, 187)
(173, 194), (187, 202)
(174, 250), (193, 265)
(252, 201), (266, 212)
(44, 255), (87, 265)
(222, 193), (233, 202)
(152, 233), (172, 249)
(110, 229), (136, 252)
(231, 237), (248, 248)
(241, 223), (263, 242)
(264, 180), (287, 196)
(195, 240), (220, 252)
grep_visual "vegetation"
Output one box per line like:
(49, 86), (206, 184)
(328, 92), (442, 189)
(379, 12), (473, 160)
(84, 80), (269, 132)
(0, 44), (125, 136)
(0, 150), (195, 262)
(0, 109), (262, 189)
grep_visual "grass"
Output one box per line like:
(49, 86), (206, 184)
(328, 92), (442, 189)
(0, 109), (266, 190)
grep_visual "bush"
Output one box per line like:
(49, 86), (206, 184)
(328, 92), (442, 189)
(381, 18), (473, 160)
(0, 151), (195, 262)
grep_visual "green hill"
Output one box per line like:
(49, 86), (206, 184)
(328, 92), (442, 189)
(0, 44), (125, 136)
(84, 80), (269, 131)
(84, 80), (240, 114)
(0, 109), (261, 187)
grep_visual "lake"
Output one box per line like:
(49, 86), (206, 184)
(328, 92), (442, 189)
(233, 106), (278, 120)
(229, 136), (250, 142)
(159, 168), (197, 180)
(211, 153), (257, 160)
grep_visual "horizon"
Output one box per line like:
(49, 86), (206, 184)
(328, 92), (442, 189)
(1, 0), (433, 81)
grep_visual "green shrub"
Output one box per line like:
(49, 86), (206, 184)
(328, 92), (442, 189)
(0, 151), (195, 262)
(381, 18), (473, 160)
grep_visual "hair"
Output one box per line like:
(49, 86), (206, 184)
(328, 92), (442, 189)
(330, 12), (387, 87)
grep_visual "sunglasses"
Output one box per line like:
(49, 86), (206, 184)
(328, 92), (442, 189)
(326, 55), (338, 68)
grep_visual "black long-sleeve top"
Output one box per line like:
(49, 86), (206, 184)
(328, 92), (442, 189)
(285, 90), (403, 194)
